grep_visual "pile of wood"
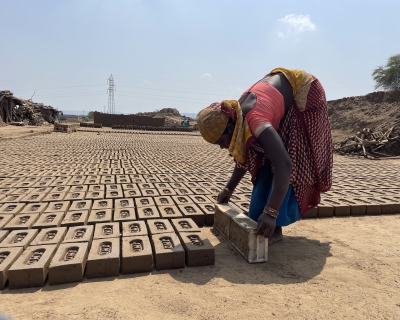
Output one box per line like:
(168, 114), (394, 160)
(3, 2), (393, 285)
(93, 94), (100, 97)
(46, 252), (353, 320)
(334, 127), (400, 159)
(13, 105), (48, 126)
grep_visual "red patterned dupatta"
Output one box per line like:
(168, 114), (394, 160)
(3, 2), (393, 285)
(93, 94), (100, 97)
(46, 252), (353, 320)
(235, 78), (333, 215)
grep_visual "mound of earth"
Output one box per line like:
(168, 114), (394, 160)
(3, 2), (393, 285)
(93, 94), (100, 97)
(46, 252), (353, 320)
(328, 90), (400, 143)
(134, 108), (195, 127)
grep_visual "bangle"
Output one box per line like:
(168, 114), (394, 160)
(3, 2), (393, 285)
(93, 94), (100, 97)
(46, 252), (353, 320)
(263, 206), (279, 218)
(224, 187), (233, 194)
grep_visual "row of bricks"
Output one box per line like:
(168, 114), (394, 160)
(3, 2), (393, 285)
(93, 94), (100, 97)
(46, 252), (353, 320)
(0, 173), (233, 183)
(0, 174), (231, 183)
(0, 196), (217, 213)
(0, 218), (214, 289)
(0, 190), (250, 206)
(303, 196), (400, 218)
(0, 204), (216, 230)
(0, 186), (217, 198)
(0, 186), (251, 199)
(0, 178), (231, 189)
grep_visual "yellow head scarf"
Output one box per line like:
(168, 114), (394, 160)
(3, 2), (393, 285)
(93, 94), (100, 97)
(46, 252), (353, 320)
(196, 100), (253, 164)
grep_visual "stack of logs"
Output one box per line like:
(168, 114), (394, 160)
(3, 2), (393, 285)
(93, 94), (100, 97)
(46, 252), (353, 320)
(334, 127), (400, 159)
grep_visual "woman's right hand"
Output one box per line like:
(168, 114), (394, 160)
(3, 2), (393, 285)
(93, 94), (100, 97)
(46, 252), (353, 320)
(217, 188), (232, 203)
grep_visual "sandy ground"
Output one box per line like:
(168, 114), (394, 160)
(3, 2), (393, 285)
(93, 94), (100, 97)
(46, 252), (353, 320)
(0, 125), (53, 140)
(1, 215), (399, 320)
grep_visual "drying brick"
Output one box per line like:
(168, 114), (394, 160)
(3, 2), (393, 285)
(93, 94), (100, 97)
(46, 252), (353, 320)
(30, 227), (67, 246)
(0, 247), (24, 289)
(85, 238), (120, 279)
(121, 236), (153, 274)
(179, 232), (215, 267)
(151, 232), (185, 270)
(8, 244), (58, 289)
(0, 229), (39, 249)
(48, 242), (90, 285)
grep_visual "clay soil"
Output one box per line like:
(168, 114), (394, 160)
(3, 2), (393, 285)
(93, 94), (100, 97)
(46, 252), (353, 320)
(328, 90), (400, 143)
(0, 215), (398, 319)
(0, 125), (53, 140)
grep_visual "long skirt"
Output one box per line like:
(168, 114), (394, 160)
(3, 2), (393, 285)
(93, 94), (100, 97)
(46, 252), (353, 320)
(248, 163), (301, 227)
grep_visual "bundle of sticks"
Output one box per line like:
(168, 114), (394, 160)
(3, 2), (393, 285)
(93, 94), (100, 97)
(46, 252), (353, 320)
(333, 127), (400, 159)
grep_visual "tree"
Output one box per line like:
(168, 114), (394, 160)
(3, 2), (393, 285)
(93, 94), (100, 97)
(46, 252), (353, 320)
(372, 54), (400, 91)
(87, 111), (94, 120)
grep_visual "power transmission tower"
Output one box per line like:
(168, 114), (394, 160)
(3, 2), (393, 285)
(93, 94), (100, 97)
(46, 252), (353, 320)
(107, 74), (116, 114)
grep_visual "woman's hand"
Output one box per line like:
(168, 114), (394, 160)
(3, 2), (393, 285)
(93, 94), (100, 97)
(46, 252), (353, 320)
(254, 212), (276, 238)
(217, 188), (232, 203)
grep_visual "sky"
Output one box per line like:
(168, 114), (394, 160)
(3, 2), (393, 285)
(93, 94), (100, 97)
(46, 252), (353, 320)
(1, 0), (400, 115)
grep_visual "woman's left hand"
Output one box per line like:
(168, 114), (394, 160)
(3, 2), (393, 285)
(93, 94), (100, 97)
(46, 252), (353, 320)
(254, 212), (276, 238)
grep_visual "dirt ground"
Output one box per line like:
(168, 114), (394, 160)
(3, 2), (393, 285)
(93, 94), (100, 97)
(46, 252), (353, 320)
(0, 125), (53, 140)
(0, 215), (399, 320)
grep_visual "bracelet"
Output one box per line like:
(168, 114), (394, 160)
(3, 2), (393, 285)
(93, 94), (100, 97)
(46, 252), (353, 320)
(224, 187), (233, 194)
(263, 206), (279, 218)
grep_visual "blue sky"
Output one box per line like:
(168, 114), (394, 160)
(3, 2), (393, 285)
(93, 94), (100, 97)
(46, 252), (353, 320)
(1, 0), (399, 115)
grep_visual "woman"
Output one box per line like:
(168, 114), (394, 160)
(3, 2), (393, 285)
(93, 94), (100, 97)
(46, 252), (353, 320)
(196, 68), (333, 244)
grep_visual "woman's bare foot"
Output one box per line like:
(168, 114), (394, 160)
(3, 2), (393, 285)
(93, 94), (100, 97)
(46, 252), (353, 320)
(268, 226), (283, 245)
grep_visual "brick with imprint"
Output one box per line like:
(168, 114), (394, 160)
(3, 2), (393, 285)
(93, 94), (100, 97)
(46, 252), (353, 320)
(115, 198), (135, 209)
(0, 203), (26, 215)
(85, 191), (104, 200)
(8, 244), (58, 288)
(147, 219), (175, 236)
(178, 204), (205, 227)
(63, 225), (94, 243)
(135, 197), (155, 208)
(43, 192), (67, 202)
(123, 189), (142, 198)
(154, 196), (174, 207)
(179, 232), (215, 267)
(121, 221), (148, 237)
(61, 210), (89, 227)
(121, 236), (153, 274)
(70, 200), (93, 212)
(137, 206), (160, 220)
(85, 238), (120, 278)
(0, 195), (25, 204)
(87, 209), (112, 224)
(20, 202), (49, 215)
(151, 232), (185, 270)
(30, 227), (67, 246)
(44, 201), (70, 214)
(0, 247), (24, 289)
(92, 199), (113, 210)
(48, 242), (90, 285)
(142, 189), (160, 197)
(4, 213), (40, 230)
(20, 193), (47, 203)
(171, 196), (194, 205)
(93, 222), (120, 239)
(114, 208), (136, 223)
(171, 218), (201, 234)
(64, 192), (86, 201)
(158, 205), (183, 219)
(32, 212), (65, 229)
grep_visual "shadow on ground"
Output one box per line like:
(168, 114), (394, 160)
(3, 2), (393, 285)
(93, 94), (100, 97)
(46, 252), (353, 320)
(168, 232), (332, 286)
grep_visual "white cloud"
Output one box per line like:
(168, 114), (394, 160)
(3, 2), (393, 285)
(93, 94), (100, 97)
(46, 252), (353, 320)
(144, 80), (152, 85)
(200, 73), (212, 80)
(276, 14), (316, 37)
